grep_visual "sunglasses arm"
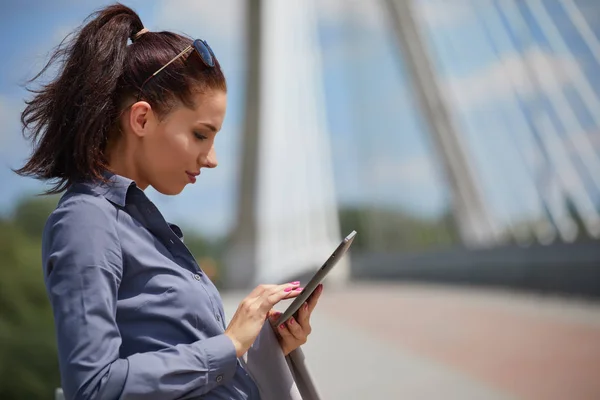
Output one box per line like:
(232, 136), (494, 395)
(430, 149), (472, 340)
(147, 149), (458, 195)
(149, 45), (193, 79)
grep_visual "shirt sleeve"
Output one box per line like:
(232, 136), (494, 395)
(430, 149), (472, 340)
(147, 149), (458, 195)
(42, 197), (238, 400)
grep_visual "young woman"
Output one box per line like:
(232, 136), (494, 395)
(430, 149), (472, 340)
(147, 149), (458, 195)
(16, 4), (322, 399)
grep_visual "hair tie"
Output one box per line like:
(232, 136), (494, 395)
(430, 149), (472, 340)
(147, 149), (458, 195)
(132, 28), (149, 42)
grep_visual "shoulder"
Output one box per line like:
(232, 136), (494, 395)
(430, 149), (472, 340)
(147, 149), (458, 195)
(47, 184), (119, 232)
(42, 184), (123, 267)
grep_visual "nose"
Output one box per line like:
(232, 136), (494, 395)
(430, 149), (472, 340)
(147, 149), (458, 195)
(201, 146), (218, 169)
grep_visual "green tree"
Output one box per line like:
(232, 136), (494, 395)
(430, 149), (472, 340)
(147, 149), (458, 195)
(0, 197), (60, 399)
(338, 205), (458, 252)
(182, 228), (228, 288)
(12, 195), (60, 239)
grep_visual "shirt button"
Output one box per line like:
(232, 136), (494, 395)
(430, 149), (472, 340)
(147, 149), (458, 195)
(216, 375), (223, 383)
(216, 314), (221, 322)
(193, 274), (201, 281)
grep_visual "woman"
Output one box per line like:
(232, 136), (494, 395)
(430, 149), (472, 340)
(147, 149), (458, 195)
(15, 4), (322, 399)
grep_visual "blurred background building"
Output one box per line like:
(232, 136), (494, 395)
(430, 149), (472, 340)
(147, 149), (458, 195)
(1, 0), (599, 398)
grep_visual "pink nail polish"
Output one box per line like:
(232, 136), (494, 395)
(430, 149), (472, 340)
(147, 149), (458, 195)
(291, 281), (300, 285)
(303, 303), (309, 310)
(290, 318), (295, 324)
(279, 324), (285, 330)
(295, 287), (303, 291)
(284, 287), (292, 292)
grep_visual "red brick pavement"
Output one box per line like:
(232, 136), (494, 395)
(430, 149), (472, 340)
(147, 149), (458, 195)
(318, 283), (600, 400)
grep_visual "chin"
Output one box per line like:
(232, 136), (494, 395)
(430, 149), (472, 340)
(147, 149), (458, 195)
(153, 183), (185, 196)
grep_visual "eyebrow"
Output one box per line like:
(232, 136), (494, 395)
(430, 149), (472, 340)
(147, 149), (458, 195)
(198, 122), (218, 133)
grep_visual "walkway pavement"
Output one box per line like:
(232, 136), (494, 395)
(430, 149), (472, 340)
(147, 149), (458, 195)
(221, 282), (600, 400)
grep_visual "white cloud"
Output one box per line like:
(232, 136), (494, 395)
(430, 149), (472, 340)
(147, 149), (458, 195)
(446, 48), (581, 108)
(414, 0), (471, 28)
(23, 23), (81, 82)
(316, 0), (386, 29)
(370, 154), (438, 187)
(152, 0), (248, 91)
(589, 130), (600, 148)
(568, 130), (600, 154)
(51, 25), (77, 46)
(153, 0), (386, 43)
(317, 0), (469, 31)
(154, 0), (244, 42)
(365, 154), (448, 215)
(0, 95), (23, 151)
(0, 98), (9, 148)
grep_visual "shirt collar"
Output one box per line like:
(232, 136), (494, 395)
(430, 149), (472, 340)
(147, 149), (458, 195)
(86, 171), (136, 207)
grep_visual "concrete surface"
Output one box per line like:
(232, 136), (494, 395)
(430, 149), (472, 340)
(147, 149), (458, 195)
(221, 282), (600, 400)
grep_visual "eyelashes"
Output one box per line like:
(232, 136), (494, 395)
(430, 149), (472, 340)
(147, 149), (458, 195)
(193, 132), (208, 141)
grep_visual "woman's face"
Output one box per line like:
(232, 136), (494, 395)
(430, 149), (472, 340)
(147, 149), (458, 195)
(127, 89), (227, 195)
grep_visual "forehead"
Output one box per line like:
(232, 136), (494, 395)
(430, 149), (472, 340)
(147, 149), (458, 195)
(166, 90), (227, 128)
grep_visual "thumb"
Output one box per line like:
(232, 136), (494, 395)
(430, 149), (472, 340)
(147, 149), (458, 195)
(267, 310), (282, 324)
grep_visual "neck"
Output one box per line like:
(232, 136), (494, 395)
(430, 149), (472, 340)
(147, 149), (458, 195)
(105, 136), (149, 190)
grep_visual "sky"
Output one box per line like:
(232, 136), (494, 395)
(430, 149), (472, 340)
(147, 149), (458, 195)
(0, 0), (599, 239)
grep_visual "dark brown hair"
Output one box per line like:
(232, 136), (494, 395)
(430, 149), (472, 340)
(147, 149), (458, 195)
(14, 3), (227, 194)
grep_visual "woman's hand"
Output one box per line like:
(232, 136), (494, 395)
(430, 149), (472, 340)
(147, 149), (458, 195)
(269, 283), (323, 356)
(225, 282), (303, 357)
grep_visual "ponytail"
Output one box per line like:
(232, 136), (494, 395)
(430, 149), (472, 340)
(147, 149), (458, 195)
(15, 3), (226, 194)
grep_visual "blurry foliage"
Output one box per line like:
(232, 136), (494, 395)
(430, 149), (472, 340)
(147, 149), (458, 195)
(182, 230), (228, 288)
(12, 195), (61, 239)
(0, 195), (61, 399)
(338, 206), (458, 252)
(0, 194), (456, 398)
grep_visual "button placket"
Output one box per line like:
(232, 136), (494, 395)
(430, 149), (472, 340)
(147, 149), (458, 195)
(130, 192), (199, 276)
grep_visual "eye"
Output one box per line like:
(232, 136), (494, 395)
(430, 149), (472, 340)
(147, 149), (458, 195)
(193, 131), (208, 141)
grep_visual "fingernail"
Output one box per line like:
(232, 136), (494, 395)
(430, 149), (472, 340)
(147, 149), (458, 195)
(284, 287), (292, 292)
(273, 311), (281, 317)
(290, 318), (295, 324)
(303, 303), (309, 310)
(279, 324), (285, 330)
(318, 284), (323, 293)
(295, 287), (303, 291)
(291, 281), (300, 285)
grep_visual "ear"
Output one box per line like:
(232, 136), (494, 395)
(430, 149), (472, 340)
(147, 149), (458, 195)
(128, 101), (155, 138)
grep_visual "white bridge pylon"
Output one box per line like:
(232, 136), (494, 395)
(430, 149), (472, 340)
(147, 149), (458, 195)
(224, 0), (348, 289)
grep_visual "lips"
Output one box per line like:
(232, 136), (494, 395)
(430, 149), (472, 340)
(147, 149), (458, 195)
(186, 171), (199, 183)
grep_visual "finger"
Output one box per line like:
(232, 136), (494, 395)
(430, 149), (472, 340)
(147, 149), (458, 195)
(246, 284), (277, 299)
(296, 285), (323, 323)
(277, 320), (295, 342)
(264, 283), (302, 307)
(268, 310), (283, 325)
(286, 316), (308, 342)
(296, 313), (312, 337)
(285, 286), (305, 299)
(306, 283), (324, 314)
(297, 301), (311, 325)
(247, 281), (300, 301)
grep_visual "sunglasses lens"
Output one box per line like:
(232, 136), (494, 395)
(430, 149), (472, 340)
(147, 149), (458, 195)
(193, 39), (215, 67)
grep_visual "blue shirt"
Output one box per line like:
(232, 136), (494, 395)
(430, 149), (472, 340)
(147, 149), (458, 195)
(41, 172), (261, 400)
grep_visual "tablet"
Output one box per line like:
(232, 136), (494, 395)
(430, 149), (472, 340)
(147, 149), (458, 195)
(275, 230), (357, 326)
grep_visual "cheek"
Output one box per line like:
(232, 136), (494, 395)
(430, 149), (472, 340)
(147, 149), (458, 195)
(144, 131), (195, 194)
(151, 130), (194, 168)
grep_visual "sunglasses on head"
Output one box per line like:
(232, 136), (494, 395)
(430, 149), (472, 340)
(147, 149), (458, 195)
(137, 39), (216, 100)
